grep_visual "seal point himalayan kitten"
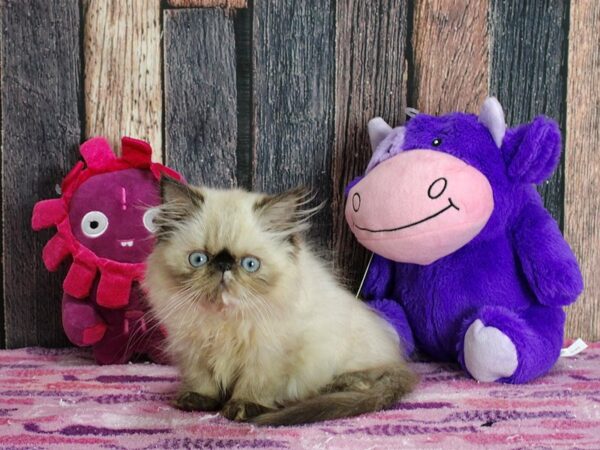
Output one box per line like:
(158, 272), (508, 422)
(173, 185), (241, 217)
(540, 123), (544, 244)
(143, 177), (416, 426)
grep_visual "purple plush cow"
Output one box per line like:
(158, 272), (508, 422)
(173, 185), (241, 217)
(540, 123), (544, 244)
(345, 97), (583, 383)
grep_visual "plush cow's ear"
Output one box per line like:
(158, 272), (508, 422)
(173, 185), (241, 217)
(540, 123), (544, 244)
(502, 116), (561, 184)
(478, 97), (506, 148)
(365, 126), (405, 174)
(368, 117), (393, 150)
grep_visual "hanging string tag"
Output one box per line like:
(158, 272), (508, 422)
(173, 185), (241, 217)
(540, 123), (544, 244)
(355, 253), (374, 299)
(560, 338), (588, 357)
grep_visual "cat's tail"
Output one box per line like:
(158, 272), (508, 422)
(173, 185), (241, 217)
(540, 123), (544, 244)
(251, 363), (417, 427)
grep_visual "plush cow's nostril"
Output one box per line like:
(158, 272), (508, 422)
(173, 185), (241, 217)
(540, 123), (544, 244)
(352, 193), (361, 212)
(428, 177), (448, 199)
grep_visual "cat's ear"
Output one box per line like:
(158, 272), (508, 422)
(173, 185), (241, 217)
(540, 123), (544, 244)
(254, 187), (319, 238)
(154, 177), (203, 241)
(160, 176), (204, 207)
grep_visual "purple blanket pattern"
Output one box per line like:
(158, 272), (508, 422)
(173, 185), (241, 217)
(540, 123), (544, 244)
(0, 345), (598, 449)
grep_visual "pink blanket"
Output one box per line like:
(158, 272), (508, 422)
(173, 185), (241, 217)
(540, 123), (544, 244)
(1, 345), (599, 449)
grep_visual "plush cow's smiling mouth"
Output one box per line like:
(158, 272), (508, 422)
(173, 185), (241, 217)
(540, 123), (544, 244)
(354, 198), (460, 233)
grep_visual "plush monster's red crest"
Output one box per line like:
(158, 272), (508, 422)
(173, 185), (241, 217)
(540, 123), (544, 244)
(32, 137), (182, 309)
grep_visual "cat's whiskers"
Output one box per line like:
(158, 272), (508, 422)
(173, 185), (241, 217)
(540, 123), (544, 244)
(121, 283), (197, 360)
(154, 285), (200, 329)
(240, 289), (280, 343)
(124, 288), (187, 355)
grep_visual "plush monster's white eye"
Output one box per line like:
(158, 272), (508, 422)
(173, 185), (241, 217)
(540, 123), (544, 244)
(240, 256), (261, 273)
(81, 211), (109, 238)
(143, 208), (159, 233)
(189, 252), (209, 268)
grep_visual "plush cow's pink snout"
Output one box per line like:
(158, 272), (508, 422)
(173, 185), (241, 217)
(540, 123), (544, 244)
(346, 149), (494, 265)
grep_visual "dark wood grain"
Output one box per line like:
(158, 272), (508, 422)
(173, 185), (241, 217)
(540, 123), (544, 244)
(168, 0), (247, 7)
(332, 0), (409, 288)
(564, 0), (600, 341)
(234, 5), (253, 190)
(489, 0), (568, 227)
(164, 8), (238, 187)
(411, 0), (489, 114)
(2, 0), (82, 347)
(252, 0), (335, 248)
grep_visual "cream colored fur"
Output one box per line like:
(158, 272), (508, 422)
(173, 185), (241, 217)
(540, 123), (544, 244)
(144, 185), (405, 409)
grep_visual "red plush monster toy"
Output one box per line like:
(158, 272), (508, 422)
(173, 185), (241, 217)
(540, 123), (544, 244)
(32, 137), (182, 364)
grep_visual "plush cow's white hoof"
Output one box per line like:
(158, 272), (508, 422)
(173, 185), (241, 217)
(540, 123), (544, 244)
(464, 319), (518, 382)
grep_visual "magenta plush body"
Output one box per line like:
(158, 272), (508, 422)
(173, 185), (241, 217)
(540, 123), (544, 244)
(32, 137), (182, 364)
(346, 98), (583, 383)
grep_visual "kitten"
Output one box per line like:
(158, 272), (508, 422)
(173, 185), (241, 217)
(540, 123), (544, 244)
(143, 177), (416, 426)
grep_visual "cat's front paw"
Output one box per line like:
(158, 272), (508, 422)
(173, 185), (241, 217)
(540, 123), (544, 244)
(173, 391), (222, 412)
(464, 319), (518, 382)
(221, 399), (272, 422)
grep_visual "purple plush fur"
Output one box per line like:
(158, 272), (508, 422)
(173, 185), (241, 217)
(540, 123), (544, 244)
(360, 111), (583, 383)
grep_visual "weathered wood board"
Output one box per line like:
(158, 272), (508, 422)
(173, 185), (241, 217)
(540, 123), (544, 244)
(2, 0), (82, 347)
(1, 0), (599, 346)
(84, 0), (162, 160)
(234, 6), (253, 189)
(332, 0), (408, 287)
(411, 0), (489, 115)
(164, 8), (238, 187)
(168, 0), (247, 8)
(252, 0), (335, 248)
(489, 0), (568, 227)
(565, 0), (600, 341)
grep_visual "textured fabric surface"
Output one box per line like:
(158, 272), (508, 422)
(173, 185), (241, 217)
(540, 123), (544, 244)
(1, 345), (599, 449)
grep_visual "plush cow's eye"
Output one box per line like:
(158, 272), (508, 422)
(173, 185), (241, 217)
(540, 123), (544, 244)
(432, 138), (442, 147)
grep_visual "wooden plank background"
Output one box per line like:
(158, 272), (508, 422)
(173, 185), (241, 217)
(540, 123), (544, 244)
(252, 0), (335, 246)
(1, 0), (598, 346)
(1, 0), (82, 347)
(411, 0), (489, 115)
(84, 0), (162, 160)
(164, 8), (238, 187)
(489, 0), (569, 226)
(332, 0), (408, 284)
(564, 0), (600, 341)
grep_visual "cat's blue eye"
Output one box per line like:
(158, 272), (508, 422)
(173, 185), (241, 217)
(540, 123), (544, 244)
(189, 252), (208, 268)
(240, 256), (261, 273)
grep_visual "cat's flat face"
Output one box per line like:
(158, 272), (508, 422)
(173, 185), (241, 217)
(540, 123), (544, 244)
(149, 181), (307, 312)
